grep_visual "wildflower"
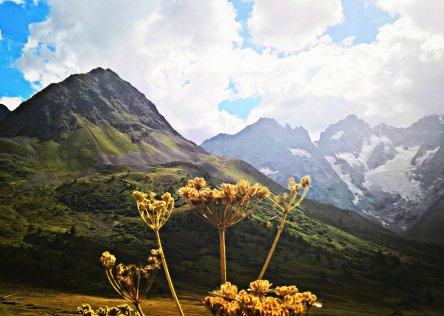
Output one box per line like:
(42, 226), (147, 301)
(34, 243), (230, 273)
(132, 191), (174, 231)
(258, 175), (311, 280)
(204, 280), (321, 316)
(275, 285), (298, 296)
(133, 190), (184, 316)
(99, 251), (160, 316)
(99, 251), (116, 269)
(249, 280), (272, 297)
(179, 177), (270, 285)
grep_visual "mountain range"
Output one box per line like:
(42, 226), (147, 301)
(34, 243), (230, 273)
(202, 114), (444, 236)
(1, 68), (444, 314)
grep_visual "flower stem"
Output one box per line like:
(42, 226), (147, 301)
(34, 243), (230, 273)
(154, 229), (185, 316)
(258, 211), (288, 280)
(134, 302), (145, 316)
(219, 228), (227, 284)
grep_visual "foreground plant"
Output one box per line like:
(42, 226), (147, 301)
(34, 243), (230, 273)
(133, 191), (184, 316)
(204, 280), (321, 315)
(178, 177), (270, 284)
(258, 176), (310, 280)
(78, 303), (137, 316)
(97, 250), (160, 316)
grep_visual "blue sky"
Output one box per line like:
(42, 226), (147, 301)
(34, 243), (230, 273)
(1, 0), (394, 116)
(0, 0), (49, 100)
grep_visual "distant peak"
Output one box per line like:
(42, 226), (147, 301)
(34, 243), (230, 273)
(255, 117), (279, 126)
(345, 114), (359, 120)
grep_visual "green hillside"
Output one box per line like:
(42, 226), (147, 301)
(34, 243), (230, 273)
(1, 134), (444, 315)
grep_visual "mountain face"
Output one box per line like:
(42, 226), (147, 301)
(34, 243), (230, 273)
(0, 68), (209, 166)
(0, 104), (10, 120)
(202, 118), (356, 211)
(0, 68), (283, 194)
(202, 114), (444, 233)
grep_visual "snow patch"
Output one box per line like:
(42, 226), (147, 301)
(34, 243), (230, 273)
(335, 134), (392, 170)
(260, 167), (279, 176)
(363, 146), (422, 200)
(416, 146), (440, 165)
(325, 156), (363, 205)
(330, 131), (344, 140)
(336, 152), (360, 167)
(288, 148), (312, 159)
(439, 115), (444, 124)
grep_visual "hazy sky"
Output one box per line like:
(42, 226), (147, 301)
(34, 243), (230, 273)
(0, 0), (443, 143)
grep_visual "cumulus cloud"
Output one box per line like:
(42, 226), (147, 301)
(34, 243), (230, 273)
(241, 16), (444, 139)
(247, 0), (344, 52)
(375, 0), (444, 33)
(17, 0), (245, 143)
(0, 96), (23, 110)
(14, 0), (444, 143)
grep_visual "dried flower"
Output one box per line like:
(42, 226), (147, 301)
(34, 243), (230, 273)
(132, 190), (185, 316)
(99, 251), (116, 269)
(99, 251), (160, 316)
(259, 176), (311, 280)
(133, 191), (174, 231)
(178, 177), (270, 285)
(78, 304), (137, 316)
(204, 280), (321, 316)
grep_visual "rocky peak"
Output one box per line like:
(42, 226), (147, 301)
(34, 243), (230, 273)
(0, 67), (178, 141)
(318, 114), (373, 154)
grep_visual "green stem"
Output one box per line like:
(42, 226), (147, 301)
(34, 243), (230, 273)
(219, 228), (227, 284)
(154, 229), (185, 316)
(258, 211), (288, 280)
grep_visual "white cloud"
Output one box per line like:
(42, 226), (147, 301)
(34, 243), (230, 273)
(0, 96), (23, 110)
(15, 0), (444, 144)
(0, 0), (24, 5)
(17, 0), (246, 143)
(242, 17), (444, 139)
(247, 0), (343, 52)
(375, 0), (444, 33)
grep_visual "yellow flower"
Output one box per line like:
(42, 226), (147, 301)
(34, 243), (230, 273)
(249, 280), (271, 297)
(275, 285), (298, 296)
(99, 251), (116, 269)
(132, 191), (147, 202)
(300, 175), (310, 187)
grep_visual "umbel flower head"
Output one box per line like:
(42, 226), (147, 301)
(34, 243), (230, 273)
(204, 280), (322, 316)
(133, 191), (175, 231)
(78, 303), (137, 316)
(99, 250), (161, 311)
(178, 177), (270, 229)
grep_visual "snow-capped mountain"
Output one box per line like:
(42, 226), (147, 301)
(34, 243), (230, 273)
(202, 114), (444, 232)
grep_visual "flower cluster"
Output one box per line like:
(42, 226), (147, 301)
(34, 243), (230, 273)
(133, 191), (175, 230)
(205, 280), (321, 316)
(178, 177), (270, 229)
(78, 304), (137, 316)
(272, 176), (311, 213)
(99, 250), (161, 309)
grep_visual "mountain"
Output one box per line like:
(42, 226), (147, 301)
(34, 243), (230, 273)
(202, 118), (356, 210)
(0, 104), (10, 120)
(0, 67), (208, 166)
(202, 114), (444, 234)
(1, 69), (444, 315)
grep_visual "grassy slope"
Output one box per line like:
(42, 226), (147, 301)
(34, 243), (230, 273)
(1, 123), (444, 315)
